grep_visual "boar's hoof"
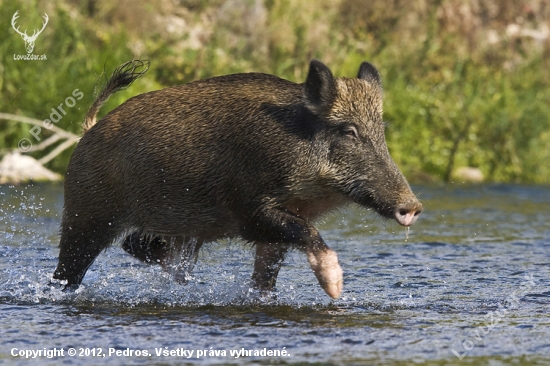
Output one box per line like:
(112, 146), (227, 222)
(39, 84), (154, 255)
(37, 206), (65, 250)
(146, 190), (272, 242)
(394, 201), (423, 226)
(61, 283), (80, 292)
(307, 248), (343, 299)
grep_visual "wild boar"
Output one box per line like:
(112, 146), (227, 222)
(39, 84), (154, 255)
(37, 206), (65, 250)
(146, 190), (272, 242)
(53, 59), (422, 299)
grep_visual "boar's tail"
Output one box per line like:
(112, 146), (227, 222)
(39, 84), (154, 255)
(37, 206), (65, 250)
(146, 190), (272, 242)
(83, 59), (150, 133)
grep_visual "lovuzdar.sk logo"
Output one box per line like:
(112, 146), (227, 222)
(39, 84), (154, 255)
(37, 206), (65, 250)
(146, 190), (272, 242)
(11, 10), (48, 61)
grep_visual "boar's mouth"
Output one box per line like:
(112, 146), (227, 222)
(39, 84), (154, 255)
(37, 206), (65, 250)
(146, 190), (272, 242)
(345, 178), (422, 227)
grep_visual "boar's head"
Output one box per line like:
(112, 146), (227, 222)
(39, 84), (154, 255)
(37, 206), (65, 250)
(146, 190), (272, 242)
(304, 60), (422, 226)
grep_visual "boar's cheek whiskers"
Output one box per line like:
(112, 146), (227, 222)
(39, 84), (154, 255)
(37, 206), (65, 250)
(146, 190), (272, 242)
(342, 176), (398, 219)
(344, 176), (375, 202)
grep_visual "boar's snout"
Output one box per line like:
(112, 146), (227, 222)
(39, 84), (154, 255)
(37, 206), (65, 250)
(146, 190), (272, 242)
(394, 200), (423, 226)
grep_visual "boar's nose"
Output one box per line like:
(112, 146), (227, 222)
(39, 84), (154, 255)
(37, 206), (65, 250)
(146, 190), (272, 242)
(394, 201), (423, 226)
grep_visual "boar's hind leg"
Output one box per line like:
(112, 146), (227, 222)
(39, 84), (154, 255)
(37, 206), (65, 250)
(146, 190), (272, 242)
(252, 243), (289, 294)
(122, 233), (169, 264)
(161, 236), (203, 283)
(122, 234), (203, 282)
(243, 208), (343, 299)
(53, 227), (115, 289)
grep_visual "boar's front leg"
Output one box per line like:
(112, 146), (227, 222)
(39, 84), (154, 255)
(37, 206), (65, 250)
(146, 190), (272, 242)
(252, 243), (289, 295)
(243, 208), (343, 299)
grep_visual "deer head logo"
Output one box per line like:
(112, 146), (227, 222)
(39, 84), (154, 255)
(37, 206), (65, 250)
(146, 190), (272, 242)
(11, 11), (49, 54)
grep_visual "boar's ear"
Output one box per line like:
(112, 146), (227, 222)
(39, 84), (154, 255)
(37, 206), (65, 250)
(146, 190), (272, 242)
(357, 62), (381, 87)
(304, 59), (336, 112)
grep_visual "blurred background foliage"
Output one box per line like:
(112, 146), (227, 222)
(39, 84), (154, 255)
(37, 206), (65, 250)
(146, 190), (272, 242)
(1, 0), (549, 183)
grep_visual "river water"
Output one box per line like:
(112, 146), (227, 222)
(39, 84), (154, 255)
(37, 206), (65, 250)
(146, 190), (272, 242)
(0, 183), (549, 365)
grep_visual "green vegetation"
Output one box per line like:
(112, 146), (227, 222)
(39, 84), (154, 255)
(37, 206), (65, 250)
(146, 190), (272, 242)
(1, 0), (549, 183)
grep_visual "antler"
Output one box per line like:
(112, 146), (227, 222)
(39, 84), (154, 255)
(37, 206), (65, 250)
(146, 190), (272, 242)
(29, 13), (48, 40)
(11, 10), (28, 38)
(11, 11), (48, 41)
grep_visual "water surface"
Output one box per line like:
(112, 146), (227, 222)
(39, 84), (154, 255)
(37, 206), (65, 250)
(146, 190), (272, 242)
(0, 183), (549, 365)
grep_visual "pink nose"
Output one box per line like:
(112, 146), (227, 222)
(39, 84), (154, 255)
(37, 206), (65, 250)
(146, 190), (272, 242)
(394, 201), (423, 226)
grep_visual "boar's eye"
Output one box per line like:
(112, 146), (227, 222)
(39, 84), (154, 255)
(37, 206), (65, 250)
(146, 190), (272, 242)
(341, 125), (359, 139)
